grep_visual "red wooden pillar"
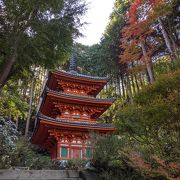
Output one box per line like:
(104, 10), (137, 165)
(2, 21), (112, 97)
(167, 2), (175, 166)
(82, 140), (85, 159)
(50, 144), (57, 159)
(69, 146), (71, 159)
(57, 141), (61, 159)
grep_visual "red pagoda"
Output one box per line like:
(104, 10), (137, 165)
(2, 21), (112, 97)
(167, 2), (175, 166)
(31, 56), (115, 160)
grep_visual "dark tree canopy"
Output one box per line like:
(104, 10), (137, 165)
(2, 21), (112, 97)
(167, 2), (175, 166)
(0, 0), (87, 89)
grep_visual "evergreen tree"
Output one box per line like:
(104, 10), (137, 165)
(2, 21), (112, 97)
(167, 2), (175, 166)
(0, 0), (87, 90)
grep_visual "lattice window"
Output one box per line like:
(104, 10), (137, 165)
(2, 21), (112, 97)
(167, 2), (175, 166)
(86, 148), (92, 158)
(61, 147), (68, 158)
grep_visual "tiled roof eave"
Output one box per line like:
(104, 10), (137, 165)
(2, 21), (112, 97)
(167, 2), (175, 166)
(54, 70), (108, 81)
(46, 86), (115, 103)
(38, 113), (115, 129)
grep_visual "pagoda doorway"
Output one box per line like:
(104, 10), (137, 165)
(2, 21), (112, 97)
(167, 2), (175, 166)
(72, 148), (82, 159)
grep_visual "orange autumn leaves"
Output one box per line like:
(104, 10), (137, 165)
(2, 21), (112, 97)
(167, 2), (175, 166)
(119, 0), (171, 65)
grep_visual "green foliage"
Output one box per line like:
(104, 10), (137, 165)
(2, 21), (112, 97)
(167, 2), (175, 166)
(99, 0), (131, 78)
(0, 0), (87, 86)
(67, 159), (88, 170)
(0, 116), (58, 169)
(154, 58), (180, 75)
(115, 69), (180, 162)
(74, 0), (131, 79)
(0, 116), (18, 169)
(74, 43), (107, 76)
(93, 135), (143, 180)
(99, 87), (123, 123)
(0, 81), (29, 118)
(10, 138), (57, 170)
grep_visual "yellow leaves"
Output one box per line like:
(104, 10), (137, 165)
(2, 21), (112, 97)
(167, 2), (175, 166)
(127, 64), (146, 74)
(148, 0), (174, 22)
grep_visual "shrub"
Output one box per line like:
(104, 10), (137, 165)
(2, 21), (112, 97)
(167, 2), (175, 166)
(115, 70), (180, 162)
(67, 159), (88, 170)
(154, 58), (180, 75)
(10, 138), (58, 170)
(113, 70), (180, 179)
(0, 116), (18, 168)
(92, 136), (143, 180)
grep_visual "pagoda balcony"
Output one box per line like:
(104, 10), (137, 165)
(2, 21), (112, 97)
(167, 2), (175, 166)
(39, 87), (115, 120)
(56, 117), (96, 124)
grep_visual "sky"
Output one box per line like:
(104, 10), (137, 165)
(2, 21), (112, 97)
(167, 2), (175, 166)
(76, 0), (115, 46)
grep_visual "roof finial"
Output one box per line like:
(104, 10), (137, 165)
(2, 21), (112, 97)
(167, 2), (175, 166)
(69, 54), (77, 73)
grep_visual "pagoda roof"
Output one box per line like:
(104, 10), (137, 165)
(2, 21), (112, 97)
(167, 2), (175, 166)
(39, 113), (114, 129)
(39, 87), (115, 119)
(31, 113), (115, 146)
(54, 70), (108, 81)
(47, 71), (108, 96)
(45, 86), (115, 103)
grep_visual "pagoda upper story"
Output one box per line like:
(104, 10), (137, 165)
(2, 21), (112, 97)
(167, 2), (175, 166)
(46, 55), (108, 97)
(47, 70), (107, 97)
(41, 55), (114, 124)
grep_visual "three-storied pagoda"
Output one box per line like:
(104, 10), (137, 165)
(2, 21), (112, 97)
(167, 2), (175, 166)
(31, 56), (115, 160)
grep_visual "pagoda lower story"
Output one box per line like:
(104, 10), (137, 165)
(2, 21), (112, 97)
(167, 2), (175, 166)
(32, 114), (114, 160)
(31, 56), (115, 160)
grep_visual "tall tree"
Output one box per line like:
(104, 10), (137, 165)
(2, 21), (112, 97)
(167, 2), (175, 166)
(120, 0), (155, 83)
(0, 0), (87, 90)
(148, 0), (180, 59)
(75, 0), (132, 97)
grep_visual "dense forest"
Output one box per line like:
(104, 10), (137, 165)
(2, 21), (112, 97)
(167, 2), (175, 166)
(0, 0), (180, 179)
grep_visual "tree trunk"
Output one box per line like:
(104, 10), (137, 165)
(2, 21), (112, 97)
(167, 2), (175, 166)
(25, 79), (34, 137)
(158, 18), (178, 59)
(140, 41), (155, 83)
(142, 73), (147, 86)
(0, 46), (17, 90)
(117, 75), (121, 96)
(134, 74), (140, 93)
(0, 40), (18, 90)
(146, 70), (151, 83)
(121, 75), (126, 98)
(169, 34), (179, 59)
(126, 76), (133, 104)
(131, 74), (136, 95)
(139, 73), (143, 87)
(139, 73), (146, 87)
